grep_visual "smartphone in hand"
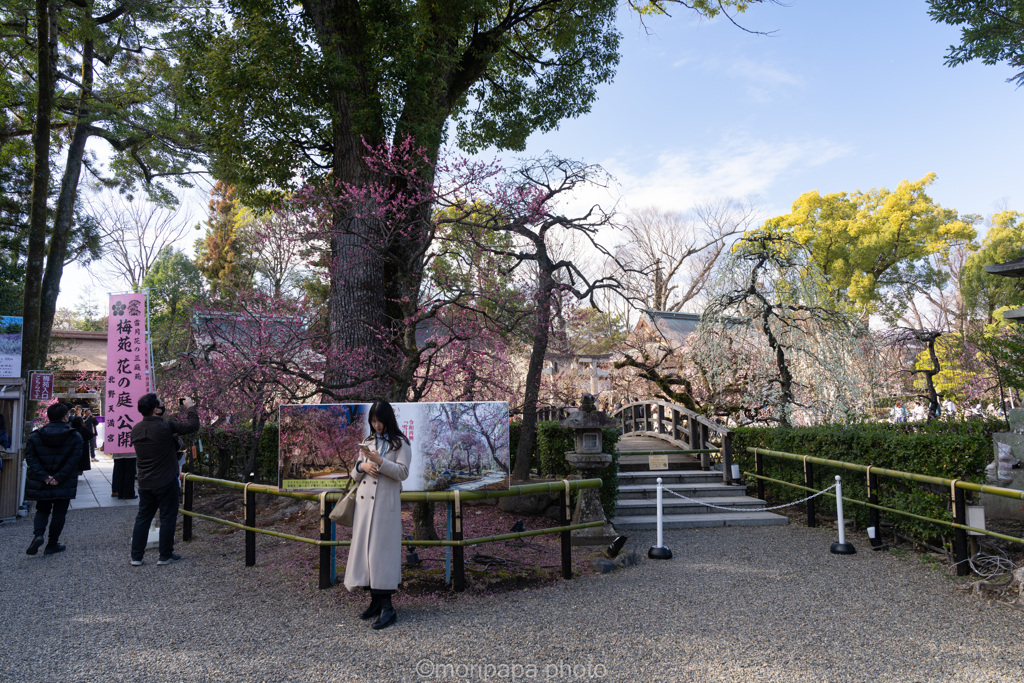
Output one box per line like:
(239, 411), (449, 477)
(360, 444), (379, 463)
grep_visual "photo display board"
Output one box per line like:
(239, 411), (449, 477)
(278, 402), (510, 492)
(0, 316), (23, 377)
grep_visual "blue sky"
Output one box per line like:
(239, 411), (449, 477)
(512, 0), (1022, 221)
(60, 1), (1023, 310)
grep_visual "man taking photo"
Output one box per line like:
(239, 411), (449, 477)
(130, 394), (199, 566)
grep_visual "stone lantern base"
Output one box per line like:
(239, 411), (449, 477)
(565, 452), (618, 546)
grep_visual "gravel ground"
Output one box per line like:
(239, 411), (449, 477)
(2, 505), (1023, 683)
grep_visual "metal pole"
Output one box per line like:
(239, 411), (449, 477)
(648, 477), (672, 559)
(657, 478), (663, 547)
(830, 475), (856, 554)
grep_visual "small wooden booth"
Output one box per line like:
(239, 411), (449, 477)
(0, 378), (26, 521)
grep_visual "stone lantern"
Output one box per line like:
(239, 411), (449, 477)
(560, 394), (618, 546)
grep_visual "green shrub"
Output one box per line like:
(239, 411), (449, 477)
(731, 420), (1000, 546)
(537, 421), (574, 477)
(536, 421), (620, 519)
(509, 421), (538, 475)
(257, 421), (279, 483)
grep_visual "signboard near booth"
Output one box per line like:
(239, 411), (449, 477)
(104, 293), (150, 453)
(278, 402), (510, 492)
(0, 316), (23, 377)
(28, 372), (55, 401)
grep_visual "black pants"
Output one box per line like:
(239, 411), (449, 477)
(112, 457), (137, 499)
(33, 499), (71, 545)
(131, 481), (179, 560)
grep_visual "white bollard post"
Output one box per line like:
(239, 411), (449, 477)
(648, 477), (672, 560)
(830, 475), (856, 555)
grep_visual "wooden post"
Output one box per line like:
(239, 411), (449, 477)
(559, 487), (572, 580)
(755, 449), (765, 501)
(453, 494), (465, 592)
(671, 409), (679, 442)
(721, 432), (734, 485)
(700, 423), (710, 470)
(953, 485), (970, 577)
(688, 416), (699, 451)
(319, 494), (333, 589)
(657, 404), (665, 436)
(867, 470), (880, 543)
(182, 451), (194, 542)
(244, 474), (256, 567)
(804, 461), (816, 528)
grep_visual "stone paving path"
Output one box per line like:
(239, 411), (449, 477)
(72, 451), (140, 511)
(2, 490), (1024, 682)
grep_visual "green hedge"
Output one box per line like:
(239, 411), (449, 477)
(190, 421), (279, 483)
(509, 421), (537, 475)
(536, 421), (620, 519)
(732, 420), (1001, 546)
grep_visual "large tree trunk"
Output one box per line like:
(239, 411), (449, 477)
(21, 0), (57, 377)
(38, 39), (94, 366)
(512, 261), (555, 482)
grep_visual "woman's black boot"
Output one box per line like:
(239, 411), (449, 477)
(360, 594), (382, 620)
(371, 594), (396, 630)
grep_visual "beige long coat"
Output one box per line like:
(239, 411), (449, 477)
(343, 433), (411, 591)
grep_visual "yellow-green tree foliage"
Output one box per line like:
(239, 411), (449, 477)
(767, 173), (976, 321)
(961, 210), (1024, 320)
(194, 181), (255, 296)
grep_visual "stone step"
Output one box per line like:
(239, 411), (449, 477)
(617, 482), (745, 500)
(615, 495), (768, 515)
(611, 511), (790, 530)
(618, 456), (703, 472)
(617, 470), (725, 486)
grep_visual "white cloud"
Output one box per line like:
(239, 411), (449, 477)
(589, 135), (852, 215)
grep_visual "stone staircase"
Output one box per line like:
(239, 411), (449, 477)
(612, 470), (789, 530)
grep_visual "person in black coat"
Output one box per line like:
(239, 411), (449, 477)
(129, 394), (199, 566)
(70, 410), (91, 474)
(83, 409), (99, 462)
(25, 402), (84, 555)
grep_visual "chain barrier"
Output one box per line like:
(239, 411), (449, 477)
(662, 482), (838, 512)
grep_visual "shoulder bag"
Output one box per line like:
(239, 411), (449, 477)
(329, 483), (357, 526)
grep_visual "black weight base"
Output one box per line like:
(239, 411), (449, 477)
(648, 545), (673, 560)
(830, 541), (857, 555)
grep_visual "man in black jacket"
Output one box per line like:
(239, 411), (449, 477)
(25, 402), (83, 555)
(129, 394), (199, 566)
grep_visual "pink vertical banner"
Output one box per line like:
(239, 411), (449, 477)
(104, 293), (150, 453)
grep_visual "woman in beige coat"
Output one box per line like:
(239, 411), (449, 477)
(344, 400), (410, 630)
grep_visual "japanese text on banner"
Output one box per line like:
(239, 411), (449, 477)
(104, 294), (150, 453)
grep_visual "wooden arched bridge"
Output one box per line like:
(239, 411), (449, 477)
(540, 400), (787, 530)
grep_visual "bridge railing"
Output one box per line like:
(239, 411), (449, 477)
(536, 405), (573, 422)
(610, 400), (735, 485)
